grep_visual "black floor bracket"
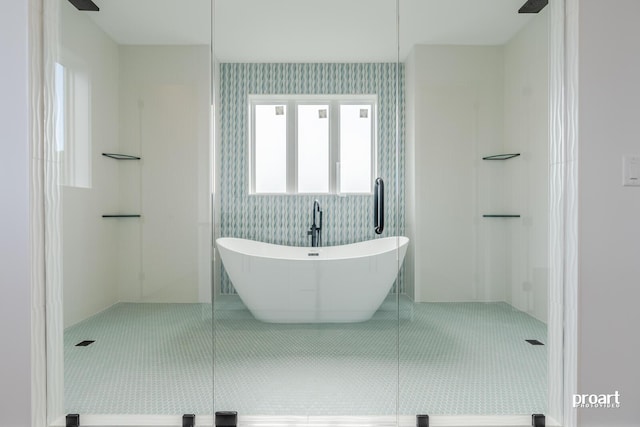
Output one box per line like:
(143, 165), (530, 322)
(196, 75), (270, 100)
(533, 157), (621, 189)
(182, 414), (195, 427)
(215, 411), (238, 427)
(66, 414), (80, 427)
(416, 414), (429, 427)
(532, 413), (545, 427)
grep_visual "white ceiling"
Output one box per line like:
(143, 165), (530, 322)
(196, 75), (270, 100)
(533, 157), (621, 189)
(87, 0), (211, 46)
(87, 0), (535, 61)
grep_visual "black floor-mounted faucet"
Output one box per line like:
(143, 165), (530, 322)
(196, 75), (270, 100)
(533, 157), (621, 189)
(308, 200), (322, 247)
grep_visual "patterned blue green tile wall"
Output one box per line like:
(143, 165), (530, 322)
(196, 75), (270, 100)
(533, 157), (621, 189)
(219, 63), (406, 294)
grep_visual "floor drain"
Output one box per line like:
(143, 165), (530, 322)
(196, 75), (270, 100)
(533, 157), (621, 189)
(526, 339), (544, 345)
(75, 340), (95, 347)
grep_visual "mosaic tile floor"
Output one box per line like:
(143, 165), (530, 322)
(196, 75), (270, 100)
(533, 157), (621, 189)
(64, 297), (546, 416)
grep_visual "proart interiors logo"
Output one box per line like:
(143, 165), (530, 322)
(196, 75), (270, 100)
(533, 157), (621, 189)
(572, 391), (621, 409)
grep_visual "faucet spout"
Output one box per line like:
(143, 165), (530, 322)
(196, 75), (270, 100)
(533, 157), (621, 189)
(309, 200), (323, 247)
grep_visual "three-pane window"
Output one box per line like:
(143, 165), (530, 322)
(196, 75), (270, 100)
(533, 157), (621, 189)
(249, 95), (377, 195)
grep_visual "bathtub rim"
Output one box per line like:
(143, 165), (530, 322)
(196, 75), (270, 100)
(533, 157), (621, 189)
(216, 235), (409, 262)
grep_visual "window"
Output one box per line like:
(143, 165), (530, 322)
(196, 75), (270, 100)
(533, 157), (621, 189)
(253, 104), (287, 193)
(55, 59), (92, 188)
(249, 95), (377, 195)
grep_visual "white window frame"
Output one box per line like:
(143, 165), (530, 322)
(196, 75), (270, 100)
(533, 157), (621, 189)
(248, 94), (378, 195)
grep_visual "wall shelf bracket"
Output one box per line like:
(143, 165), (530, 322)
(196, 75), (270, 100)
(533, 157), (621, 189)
(102, 152), (141, 160)
(482, 153), (521, 160)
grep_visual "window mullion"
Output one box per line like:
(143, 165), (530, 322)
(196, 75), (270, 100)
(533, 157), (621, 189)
(288, 100), (297, 194)
(248, 101), (255, 194)
(371, 101), (377, 192)
(331, 100), (341, 195)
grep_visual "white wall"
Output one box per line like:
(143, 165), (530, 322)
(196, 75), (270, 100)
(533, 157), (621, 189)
(578, 0), (640, 425)
(59, 5), (212, 324)
(503, 10), (549, 322)
(0, 2), (31, 425)
(405, 19), (550, 319)
(405, 45), (506, 303)
(118, 46), (211, 303)
(60, 0), (120, 328)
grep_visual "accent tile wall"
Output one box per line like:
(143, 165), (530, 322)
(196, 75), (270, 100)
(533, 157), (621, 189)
(219, 63), (405, 294)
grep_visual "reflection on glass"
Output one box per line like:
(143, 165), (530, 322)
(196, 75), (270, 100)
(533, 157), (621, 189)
(57, 0), (213, 418)
(340, 104), (372, 193)
(254, 104), (287, 193)
(54, 63), (66, 153)
(297, 104), (329, 193)
(214, 69), (398, 421)
(48, 0), (554, 421)
(55, 60), (91, 188)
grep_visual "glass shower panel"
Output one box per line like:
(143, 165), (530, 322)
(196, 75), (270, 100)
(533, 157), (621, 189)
(57, 0), (213, 417)
(398, 0), (550, 419)
(213, 0), (402, 423)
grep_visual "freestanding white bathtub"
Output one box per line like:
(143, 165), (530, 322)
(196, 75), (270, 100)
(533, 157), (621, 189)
(216, 236), (409, 323)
